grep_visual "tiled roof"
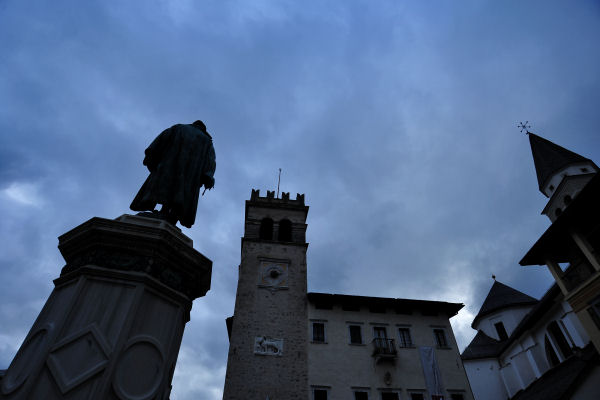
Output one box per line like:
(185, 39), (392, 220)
(528, 133), (595, 192)
(461, 330), (505, 360)
(472, 281), (538, 328)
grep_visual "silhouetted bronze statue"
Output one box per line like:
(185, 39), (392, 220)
(130, 120), (216, 228)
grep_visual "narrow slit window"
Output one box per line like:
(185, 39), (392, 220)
(494, 322), (508, 341)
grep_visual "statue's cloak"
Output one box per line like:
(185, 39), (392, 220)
(130, 124), (216, 228)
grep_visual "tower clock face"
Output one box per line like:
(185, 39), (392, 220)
(258, 261), (289, 290)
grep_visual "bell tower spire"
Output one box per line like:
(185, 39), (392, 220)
(527, 132), (598, 221)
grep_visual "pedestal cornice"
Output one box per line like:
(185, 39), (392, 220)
(58, 214), (212, 300)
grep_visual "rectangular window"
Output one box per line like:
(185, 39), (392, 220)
(398, 327), (413, 347)
(354, 391), (369, 400)
(314, 389), (328, 400)
(433, 328), (448, 347)
(410, 394), (424, 400)
(349, 325), (363, 344)
(381, 392), (399, 400)
(450, 394), (464, 400)
(494, 322), (508, 341)
(313, 323), (325, 343)
(373, 326), (388, 339)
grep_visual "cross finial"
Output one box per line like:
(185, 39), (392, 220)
(518, 121), (532, 134)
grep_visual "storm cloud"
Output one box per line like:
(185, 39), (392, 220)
(1, 1), (600, 398)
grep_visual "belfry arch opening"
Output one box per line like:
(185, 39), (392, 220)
(278, 219), (292, 242)
(259, 218), (274, 240)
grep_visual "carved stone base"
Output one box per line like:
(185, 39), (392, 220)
(0, 215), (212, 399)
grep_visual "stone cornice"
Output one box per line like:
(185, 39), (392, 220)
(58, 215), (212, 300)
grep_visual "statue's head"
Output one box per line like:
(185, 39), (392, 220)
(193, 120), (207, 132)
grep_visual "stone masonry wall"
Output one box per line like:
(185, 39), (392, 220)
(223, 240), (308, 400)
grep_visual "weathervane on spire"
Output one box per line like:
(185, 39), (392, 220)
(518, 121), (532, 134)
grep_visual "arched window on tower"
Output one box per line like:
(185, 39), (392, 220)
(278, 219), (292, 242)
(544, 335), (560, 367)
(259, 218), (273, 240)
(547, 320), (573, 360)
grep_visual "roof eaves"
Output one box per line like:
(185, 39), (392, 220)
(307, 292), (464, 316)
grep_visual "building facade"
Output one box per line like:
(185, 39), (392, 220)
(462, 280), (600, 400)
(461, 132), (600, 400)
(307, 293), (472, 400)
(223, 189), (473, 400)
(520, 132), (600, 354)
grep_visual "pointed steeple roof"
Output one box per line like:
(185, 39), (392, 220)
(472, 281), (537, 328)
(528, 133), (595, 192)
(461, 330), (505, 360)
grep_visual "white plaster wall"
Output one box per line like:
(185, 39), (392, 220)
(463, 359), (507, 400)
(559, 302), (590, 348)
(499, 363), (521, 398)
(512, 351), (536, 386)
(495, 299), (594, 397)
(474, 306), (533, 340)
(542, 163), (597, 197)
(307, 303), (473, 400)
(467, 291), (596, 400)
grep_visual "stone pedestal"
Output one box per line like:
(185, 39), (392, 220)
(0, 215), (211, 400)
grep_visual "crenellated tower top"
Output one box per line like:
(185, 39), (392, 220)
(244, 189), (308, 244)
(249, 189), (306, 207)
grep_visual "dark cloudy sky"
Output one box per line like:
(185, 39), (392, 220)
(1, 0), (600, 398)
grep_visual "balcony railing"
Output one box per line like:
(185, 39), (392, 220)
(372, 338), (397, 358)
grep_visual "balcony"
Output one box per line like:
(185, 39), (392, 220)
(372, 338), (397, 361)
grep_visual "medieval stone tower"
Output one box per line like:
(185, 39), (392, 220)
(223, 189), (309, 400)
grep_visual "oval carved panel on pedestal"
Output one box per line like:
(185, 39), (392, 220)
(113, 335), (165, 400)
(1, 326), (51, 395)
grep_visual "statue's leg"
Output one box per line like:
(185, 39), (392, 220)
(166, 212), (178, 226)
(156, 204), (177, 225)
